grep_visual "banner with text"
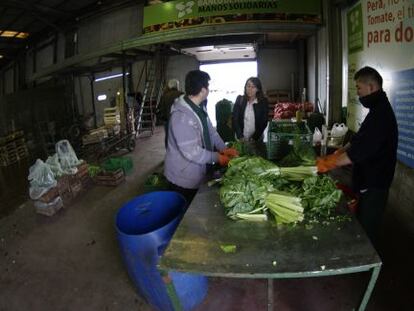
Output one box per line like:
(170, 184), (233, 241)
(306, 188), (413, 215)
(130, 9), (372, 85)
(143, 0), (321, 33)
(347, 0), (414, 168)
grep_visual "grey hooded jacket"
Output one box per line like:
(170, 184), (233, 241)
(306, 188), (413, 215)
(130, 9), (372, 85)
(164, 95), (226, 189)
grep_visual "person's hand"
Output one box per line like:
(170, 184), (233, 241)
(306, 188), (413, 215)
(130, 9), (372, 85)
(221, 148), (239, 158)
(333, 148), (345, 155)
(316, 153), (340, 173)
(218, 153), (231, 166)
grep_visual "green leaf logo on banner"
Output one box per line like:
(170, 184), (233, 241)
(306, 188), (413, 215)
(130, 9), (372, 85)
(176, 1), (195, 19)
(348, 3), (363, 54)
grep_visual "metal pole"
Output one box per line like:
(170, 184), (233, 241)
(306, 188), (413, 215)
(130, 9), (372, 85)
(122, 52), (128, 133)
(267, 278), (274, 311)
(358, 265), (381, 311)
(90, 75), (97, 128)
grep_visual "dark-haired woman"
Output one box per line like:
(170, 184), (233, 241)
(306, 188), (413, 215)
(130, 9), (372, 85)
(232, 77), (269, 142)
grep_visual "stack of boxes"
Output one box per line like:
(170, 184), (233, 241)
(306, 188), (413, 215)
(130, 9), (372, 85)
(33, 162), (91, 216)
(103, 107), (121, 126)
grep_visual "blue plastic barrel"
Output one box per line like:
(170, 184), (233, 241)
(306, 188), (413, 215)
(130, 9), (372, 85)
(115, 191), (208, 311)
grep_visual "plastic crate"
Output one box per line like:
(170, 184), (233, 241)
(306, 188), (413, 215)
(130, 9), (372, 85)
(266, 120), (312, 160)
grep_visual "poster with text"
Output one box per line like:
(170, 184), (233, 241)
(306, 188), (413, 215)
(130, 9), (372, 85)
(143, 0), (321, 33)
(347, 0), (414, 168)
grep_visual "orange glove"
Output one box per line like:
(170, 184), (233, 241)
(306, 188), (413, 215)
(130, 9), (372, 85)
(334, 148), (345, 155)
(221, 148), (239, 158)
(316, 153), (340, 173)
(218, 153), (230, 166)
(347, 198), (359, 214)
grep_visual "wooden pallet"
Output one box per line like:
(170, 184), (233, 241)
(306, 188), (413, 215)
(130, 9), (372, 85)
(0, 136), (29, 166)
(0, 130), (24, 145)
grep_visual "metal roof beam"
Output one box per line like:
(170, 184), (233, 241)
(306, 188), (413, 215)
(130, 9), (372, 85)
(2, 0), (72, 19)
(30, 23), (320, 81)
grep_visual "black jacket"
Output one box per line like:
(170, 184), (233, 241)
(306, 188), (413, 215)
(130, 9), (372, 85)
(347, 90), (398, 191)
(232, 95), (269, 141)
(158, 89), (183, 121)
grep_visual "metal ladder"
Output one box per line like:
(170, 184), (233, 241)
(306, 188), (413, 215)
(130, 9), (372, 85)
(135, 51), (166, 137)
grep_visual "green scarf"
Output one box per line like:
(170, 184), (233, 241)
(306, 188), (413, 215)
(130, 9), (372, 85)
(184, 96), (212, 151)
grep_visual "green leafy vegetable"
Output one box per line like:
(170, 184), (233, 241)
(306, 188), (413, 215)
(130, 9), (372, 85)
(294, 175), (342, 222)
(220, 244), (237, 253)
(218, 155), (342, 226)
(266, 191), (304, 224)
(279, 136), (316, 167)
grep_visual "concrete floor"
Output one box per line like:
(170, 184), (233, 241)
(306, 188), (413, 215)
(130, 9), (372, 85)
(1, 126), (413, 311)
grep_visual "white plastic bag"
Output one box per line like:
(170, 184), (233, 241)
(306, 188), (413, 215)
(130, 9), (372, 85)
(28, 159), (57, 200)
(313, 127), (322, 145)
(46, 154), (65, 178)
(331, 123), (348, 138)
(56, 140), (81, 174)
(34, 196), (63, 209)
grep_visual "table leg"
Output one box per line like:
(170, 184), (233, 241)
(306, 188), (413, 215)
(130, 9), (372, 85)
(267, 278), (274, 311)
(358, 265), (381, 311)
(161, 271), (182, 311)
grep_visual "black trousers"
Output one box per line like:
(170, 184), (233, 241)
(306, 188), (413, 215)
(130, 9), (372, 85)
(357, 188), (389, 247)
(168, 181), (198, 208)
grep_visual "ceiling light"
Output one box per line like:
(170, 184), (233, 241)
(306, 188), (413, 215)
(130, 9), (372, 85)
(0, 30), (29, 39)
(1, 31), (18, 37)
(97, 94), (107, 101)
(0, 55), (3, 59)
(16, 32), (29, 39)
(94, 72), (129, 82)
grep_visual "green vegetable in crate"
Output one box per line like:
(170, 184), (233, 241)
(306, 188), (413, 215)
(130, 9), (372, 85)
(292, 137), (316, 166)
(144, 173), (169, 192)
(88, 165), (102, 177)
(279, 136), (316, 167)
(147, 174), (160, 186)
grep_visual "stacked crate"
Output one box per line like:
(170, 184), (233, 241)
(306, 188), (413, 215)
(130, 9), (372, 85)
(266, 90), (291, 120)
(94, 169), (125, 186)
(0, 131), (29, 166)
(33, 162), (90, 216)
(104, 107), (121, 125)
(57, 175), (72, 205)
(267, 120), (312, 160)
(34, 187), (63, 216)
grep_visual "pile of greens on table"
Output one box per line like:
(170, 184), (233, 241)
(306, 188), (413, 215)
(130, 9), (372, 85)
(217, 156), (344, 225)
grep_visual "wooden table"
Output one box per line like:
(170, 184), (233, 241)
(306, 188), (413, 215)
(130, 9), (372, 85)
(159, 184), (381, 311)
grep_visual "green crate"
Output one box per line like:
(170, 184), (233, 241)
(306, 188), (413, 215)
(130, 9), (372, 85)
(266, 120), (312, 160)
(102, 157), (133, 175)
